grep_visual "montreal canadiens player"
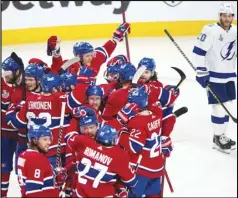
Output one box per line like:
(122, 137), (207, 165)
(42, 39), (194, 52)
(193, 3), (237, 154)
(47, 23), (130, 78)
(1, 54), (25, 197)
(66, 123), (138, 197)
(17, 125), (59, 197)
(118, 86), (173, 197)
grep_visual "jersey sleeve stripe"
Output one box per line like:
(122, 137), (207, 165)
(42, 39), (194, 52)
(25, 180), (44, 185)
(192, 46), (207, 56)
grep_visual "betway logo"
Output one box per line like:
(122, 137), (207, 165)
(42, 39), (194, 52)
(2, 1), (131, 14)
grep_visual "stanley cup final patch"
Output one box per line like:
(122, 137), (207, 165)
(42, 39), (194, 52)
(163, 1), (183, 7)
(2, 90), (9, 99)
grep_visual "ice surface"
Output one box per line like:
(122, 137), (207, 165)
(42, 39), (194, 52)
(3, 36), (237, 197)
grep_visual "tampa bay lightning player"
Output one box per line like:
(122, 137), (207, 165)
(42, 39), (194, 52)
(193, 3), (237, 154)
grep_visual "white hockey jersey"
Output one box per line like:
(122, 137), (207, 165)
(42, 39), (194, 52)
(193, 23), (237, 83)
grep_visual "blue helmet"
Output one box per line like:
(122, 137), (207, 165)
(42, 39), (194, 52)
(106, 65), (120, 74)
(86, 85), (103, 97)
(78, 106), (98, 127)
(28, 125), (52, 142)
(128, 85), (148, 109)
(73, 42), (94, 57)
(118, 63), (136, 82)
(96, 125), (118, 146)
(60, 72), (77, 92)
(107, 55), (128, 67)
(138, 57), (156, 71)
(2, 56), (22, 74)
(24, 64), (44, 81)
(41, 74), (62, 93)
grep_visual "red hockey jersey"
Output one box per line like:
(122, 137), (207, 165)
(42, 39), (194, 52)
(119, 111), (165, 178)
(67, 134), (137, 197)
(51, 39), (117, 76)
(1, 78), (22, 139)
(6, 92), (70, 157)
(17, 149), (59, 197)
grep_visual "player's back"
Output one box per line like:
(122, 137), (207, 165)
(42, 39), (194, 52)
(74, 135), (133, 197)
(24, 93), (70, 156)
(102, 87), (129, 120)
(17, 149), (58, 197)
(128, 112), (165, 178)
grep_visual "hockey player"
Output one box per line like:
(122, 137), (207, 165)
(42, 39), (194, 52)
(6, 73), (71, 169)
(60, 72), (77, 92)
(10, 64), (44, 175)
(65, 124), (138, 197)
(1, 54), (25, 197)
(47, 22), (131, 77)
(118, 86), (174, 197)
(193, 3), (237, 154)
(17, 125), (59, 197)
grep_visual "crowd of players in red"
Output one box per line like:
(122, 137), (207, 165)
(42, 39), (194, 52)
(1, 23), (182, 197)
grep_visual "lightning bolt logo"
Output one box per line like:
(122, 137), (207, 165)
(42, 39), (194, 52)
(221, 40), (236, 61)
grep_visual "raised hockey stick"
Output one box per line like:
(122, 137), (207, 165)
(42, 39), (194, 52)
(171, 67), (186, 90)
(61, 57), (80, 71)
(164, 29), (237, 123)
(121, 1), (131, 62)
(56, 102), (66, 168)
(131, 65), (147, 88)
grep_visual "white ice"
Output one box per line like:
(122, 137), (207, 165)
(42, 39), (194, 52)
(3, 36), (237, 197)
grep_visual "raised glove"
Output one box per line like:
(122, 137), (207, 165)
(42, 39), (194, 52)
(72, 106), (95, 119)
(196, 67), (210, 88)
(161, 136), (173, 157)
(117, 103), (140, 125)
(54, 167), (68, 187)
(164, 85), (180, 95)
(29, 58), (51, 74)
(113, 22), (131, 42)
(47, 36), (61, 56)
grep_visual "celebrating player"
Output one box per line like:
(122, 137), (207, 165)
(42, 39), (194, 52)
(1, 54), (25, 197)
(65, 124), (138, 197)
(17, 125), (59, 197)
(193, 3), (237, 154)
(118, 86), (174, 197)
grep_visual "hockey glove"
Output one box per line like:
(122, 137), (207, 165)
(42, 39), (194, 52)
(47, 36), (61, 56)
(161, 136), (173, 157)
(72, 106), (95, 119)
(29, 58), (51, 74)
(113, 22), (131, 42)
(54, 167), (68, 187)
(164, 85), (180, 95)
(15, 100), (25, 112)
(114, 188), (128, 198)
(196, 67), (210, 88)
(117, 103), (140, 125)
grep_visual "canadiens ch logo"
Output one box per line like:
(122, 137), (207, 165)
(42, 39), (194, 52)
(163, 1), (183, 7)
(220, 40), (236, 61)
(2, 90), (9, 98)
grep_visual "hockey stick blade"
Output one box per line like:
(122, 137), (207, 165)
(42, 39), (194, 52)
(61, 57), (80, 71)
(132, 65), (147, 87)
(174, 107), (188, 118)
(171, 67), (186, 90)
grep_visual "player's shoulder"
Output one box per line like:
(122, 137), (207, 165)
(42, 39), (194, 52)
(231, 24), (237, 33)
(19, 149), (47, 166)
(201, 23), (218, 33)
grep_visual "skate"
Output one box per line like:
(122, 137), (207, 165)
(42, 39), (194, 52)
(212, 134), (231, 154)
(213, 134), (236, 150)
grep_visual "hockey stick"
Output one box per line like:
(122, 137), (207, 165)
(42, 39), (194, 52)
(131, 65), (147, 88)
(171, 67), (186, 90)
(61, 57), (80, 71)
(164, 29), (237, 124)
(56, 102), (66, 168)
(160, 106), (188, 197)
(121, 1), (131, 62)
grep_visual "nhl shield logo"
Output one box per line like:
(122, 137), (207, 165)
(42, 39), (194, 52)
(2, 90), (9, 98)
(163, 1), (183, 7)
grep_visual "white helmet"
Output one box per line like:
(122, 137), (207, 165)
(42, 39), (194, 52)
(218, 3), (235, 16)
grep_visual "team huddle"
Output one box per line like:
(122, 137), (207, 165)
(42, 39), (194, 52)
(1, 2), (237, 198)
